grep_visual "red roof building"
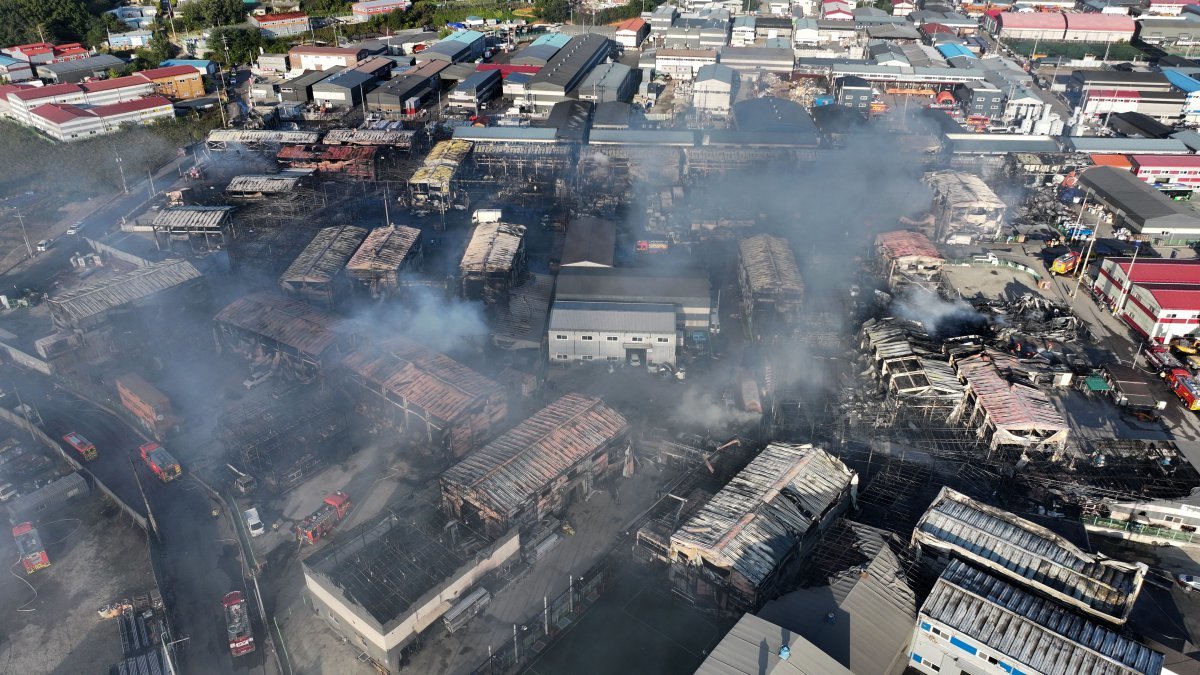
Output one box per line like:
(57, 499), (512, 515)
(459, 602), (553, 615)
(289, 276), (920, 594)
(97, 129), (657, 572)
(1094, 258), (1200, 340)
(995, 12), (1066, 40)
(1, 42), (88, 64)
(81, 75), (154, 94)
(27, 94), (174, 141)
(1129, 154), (1200, 186)
(9, 82), (81, 101)
(137, 65), (198, 80)
(475, 63), (541, 78)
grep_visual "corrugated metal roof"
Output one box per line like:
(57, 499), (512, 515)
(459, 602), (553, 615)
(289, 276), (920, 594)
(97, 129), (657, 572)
(441, 393), (629, 516)
(5, 472), (88, 520)
(214, 291), (346, 357)
(671, 444), (855, 586)
(738, 234), (805, 298)
(955, 353), (1069, 433)
(207, 129), (321, 144)
(923, 561), (1163, 675)
(875, 230), (942, 261)
(323, 128), (416, 146)
(341, 336), (504, 424)
(1078, 165), (1200, 232)
(461, 222), (525, 274)
(280, 225), (368, 285)
(492, 273), (553, 350)
(913, 487), (1147, 624)
(346, 225), (421, 274)
(152, 206), (235, 232)
(49, 259), (202, 323)
(549, 301), (677, 333)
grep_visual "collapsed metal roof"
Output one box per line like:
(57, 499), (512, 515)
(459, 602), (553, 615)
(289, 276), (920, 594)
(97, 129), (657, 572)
(440, 393), (629, 519)
(214, 291), (347, 358)
(226, 174), (303, 196)
(49, 259), (203, 323)
(875, 229), (943, 262)
(670, 444), (856, 587)
(345, 225), (422, 276)
(322, 128), (416, 147)
(737, 234), (805, 299)
(923, 560), (1163, 675)
(913, 487), (1147, 624)
(954, 352), (1069, 446)
(206, 128), (321, 145)
(925, 170), (1005, 210)
(340, 336), (505, 425)
(460, 222), (526, 275)
(492, 273), (553, 351)
(280, 225), (368, 285)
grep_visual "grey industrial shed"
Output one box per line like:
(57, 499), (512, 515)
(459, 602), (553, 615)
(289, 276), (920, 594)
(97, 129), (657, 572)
(1078, 166), (1200, 239)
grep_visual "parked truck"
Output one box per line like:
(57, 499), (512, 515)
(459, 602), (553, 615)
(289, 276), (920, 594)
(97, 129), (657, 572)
(296, 491), (352, 544)
(139, 443), (181, 482)
(12, 522), (49, 574)
(223, 591), (256, 657)
(62, 432), (97, 461)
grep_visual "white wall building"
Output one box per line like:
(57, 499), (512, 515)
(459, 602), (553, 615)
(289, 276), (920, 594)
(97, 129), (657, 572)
(693, 63), (737, 115)
(654, 48), (718, 80)
(28, 95), (175, 141)
(549, 301), (679, 367)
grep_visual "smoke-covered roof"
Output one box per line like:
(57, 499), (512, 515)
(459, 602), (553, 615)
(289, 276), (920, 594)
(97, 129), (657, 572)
(214, 292), (347, 358)
(670, 444), (855, 587)
(280, 225), (368, 285)
(925, 171), (1005, 210)
(737, 234), (805, 299)
(346, 225), (422, 275)
(460, 222), (525, 275)
(440, 393), (629, 518)
(49, 259), (203, 323)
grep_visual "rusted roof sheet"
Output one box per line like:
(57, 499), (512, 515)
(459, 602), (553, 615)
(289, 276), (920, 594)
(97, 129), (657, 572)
(492, 273), (552, 350)
(955, 353), (1068, 432)
(49, 259), (202, 322)
(341, 336), (504, 424)
(280, 225), (368, 285)
(924, 561), (1162, 675)
(925, 170), (1005, 210)
(346, 225), (421, 275)
(441, 393), (629, 517)
(460, 222), (526, 274)
(738, 234), (804, 298)
(913, 487), (1147, 624)
(875, 229), (943, 262)
(670, 444), (854, 586)
(214, 291), (346, 357)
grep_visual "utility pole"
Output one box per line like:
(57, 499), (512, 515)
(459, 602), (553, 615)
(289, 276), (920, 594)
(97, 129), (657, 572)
(115, 154), (128, 194)
(130, 457), (160, 542)
(148, 168), (157, 197)
(14, 209), (32, 257)
(1114, 238), (1140, 317)
(218, 33), (231, 129)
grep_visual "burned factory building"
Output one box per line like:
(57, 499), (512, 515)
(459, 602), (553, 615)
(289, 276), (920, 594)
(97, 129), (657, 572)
(303, 508), (520, 673)
(668, 443), (857, 611)
(344, 224), (424, 299)
(440, 393), (630, 538)
(737, 234), (804, 339)
(340, 337), (508, 459)
(214, 291), (354, 381)
(459, 220), (527, 305)
(150, 206), (237, 254)
(278, 224), (369, 308)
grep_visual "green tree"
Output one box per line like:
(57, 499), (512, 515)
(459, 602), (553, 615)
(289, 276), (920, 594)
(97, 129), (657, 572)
(535, 0), (571, 22)
(134, 30), (175, 68)
(181, 0), (246, 28)
(209, 26), (264, 65)
(0, 0), (107, 47)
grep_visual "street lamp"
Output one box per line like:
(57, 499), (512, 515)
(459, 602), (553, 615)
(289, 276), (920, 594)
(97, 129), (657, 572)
(115, 154), (128, 194)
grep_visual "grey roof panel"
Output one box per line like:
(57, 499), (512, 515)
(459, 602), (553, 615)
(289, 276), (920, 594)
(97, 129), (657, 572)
(549, 301), (677, 333)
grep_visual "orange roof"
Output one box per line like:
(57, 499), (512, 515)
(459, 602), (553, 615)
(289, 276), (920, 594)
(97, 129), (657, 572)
(1090, 154), (1132, 169)
(615, 18), (647, 32)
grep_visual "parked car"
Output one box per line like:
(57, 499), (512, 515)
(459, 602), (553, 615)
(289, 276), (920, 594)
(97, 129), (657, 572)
(66, 221), (82, 235)
(0, 483), (18, 502)
(244, 508), (265, 537)
(1178, 574), (1200, 592)
(242, 370), (271, 390)
(35, 239), (51, 252)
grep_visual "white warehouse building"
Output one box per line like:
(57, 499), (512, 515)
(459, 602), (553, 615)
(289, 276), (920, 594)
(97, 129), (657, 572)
(549, 301), (678, 367)
(693, 63), (737, 115)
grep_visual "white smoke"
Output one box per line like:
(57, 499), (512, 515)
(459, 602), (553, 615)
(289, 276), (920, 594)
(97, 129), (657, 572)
(672, 387), (761, 430)
(893, 287), (986, 337)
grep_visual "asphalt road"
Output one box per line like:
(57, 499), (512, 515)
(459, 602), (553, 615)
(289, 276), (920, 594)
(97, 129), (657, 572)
(3, 369), (265, 674)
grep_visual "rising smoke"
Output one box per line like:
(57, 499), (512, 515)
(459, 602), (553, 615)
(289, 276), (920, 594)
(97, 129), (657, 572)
(893, 286), (989, 339)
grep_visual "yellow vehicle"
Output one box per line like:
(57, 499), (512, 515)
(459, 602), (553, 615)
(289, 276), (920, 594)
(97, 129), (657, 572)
(1172, 338), (1198, 355)
(1050, 251), (1080, 275)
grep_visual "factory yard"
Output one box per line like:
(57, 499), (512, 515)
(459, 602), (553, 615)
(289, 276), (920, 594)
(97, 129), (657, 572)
(0, 491), (157, 675)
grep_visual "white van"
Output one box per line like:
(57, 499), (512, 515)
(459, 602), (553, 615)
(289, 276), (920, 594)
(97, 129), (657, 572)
(244, 508), (265, 537)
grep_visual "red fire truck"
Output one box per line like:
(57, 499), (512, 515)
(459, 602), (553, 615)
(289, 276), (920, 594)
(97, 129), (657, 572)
(296, 491), (353, 544)
(139, 443), (181, 482)
(1145, 346), (1200, 411)
(223, 591), (256, 657)
(62, 432), (97, 461)
(12, 522), (50, 574)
